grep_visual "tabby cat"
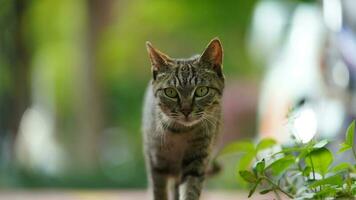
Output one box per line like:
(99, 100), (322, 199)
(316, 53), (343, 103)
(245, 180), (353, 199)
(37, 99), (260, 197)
(142, 38), (225, 200)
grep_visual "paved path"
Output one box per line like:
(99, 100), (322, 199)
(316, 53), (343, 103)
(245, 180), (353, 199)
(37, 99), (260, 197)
(0, 190), (281, 200)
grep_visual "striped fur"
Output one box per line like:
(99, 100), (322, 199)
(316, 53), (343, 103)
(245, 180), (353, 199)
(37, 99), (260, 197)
(142, 38), (224, 200)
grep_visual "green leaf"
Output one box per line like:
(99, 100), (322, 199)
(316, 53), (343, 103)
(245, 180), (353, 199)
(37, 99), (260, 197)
(308, 174), (343, 188)
(312, 185), (338, 198)
(220, 141), (255, 156)
(248, 179), (261, 197)
(236, 152), (256, 185)
(266, 155), (295, 177)
(254, 159), (265, 175)
(239, 170), (257, 183)
(305, 147), (333, 176)
(237, 152), (255, 172)
(313, 139), (328, 149)
(303, 166), (312, 177)
(338, 142), (352, 154)
(352, 185), (356, 195)
(337, 121), (355, 155)
(275, 146), (304, 155)
(259, 188), (273, 194)
(345, 120), (355, 146)
(298, 148), (311, 160)
(256, 138), (277, 152)
(331, 162), (352, 173)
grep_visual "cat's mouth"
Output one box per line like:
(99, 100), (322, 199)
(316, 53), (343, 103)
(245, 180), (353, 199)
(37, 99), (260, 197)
(175, 115), (201, 127)
(163, 112), (202, 127)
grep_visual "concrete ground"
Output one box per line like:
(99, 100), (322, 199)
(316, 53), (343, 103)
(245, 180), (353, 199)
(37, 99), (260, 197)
(0, 190), (280, 200)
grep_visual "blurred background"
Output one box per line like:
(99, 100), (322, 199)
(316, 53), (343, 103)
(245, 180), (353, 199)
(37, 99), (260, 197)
(0, 0), (355, 195)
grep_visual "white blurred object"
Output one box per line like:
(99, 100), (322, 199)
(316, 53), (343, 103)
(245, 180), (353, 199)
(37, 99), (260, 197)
(323, 0), (342, 32)
(16, 106), (65, 175)
(291, 106), (318, 143)
(248, 0), (290, 65)
(317, 99), (345, 138)
(331, 61), (350, 89)
(257, 4), (328, 143)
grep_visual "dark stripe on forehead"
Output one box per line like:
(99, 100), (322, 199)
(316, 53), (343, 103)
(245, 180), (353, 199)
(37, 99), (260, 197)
(178, 64), (184, 86)
(172, 75), (177, 85)
(188, 63), (196, 85)
(186, 68), (194, 87)
(192, 76), (198, 85)
(190, 64), (196, 76)
(187, 63), (192, 82)
(175, 66), (182, 86)
(174, 75), (180, 87)
(182, 67), (188, 86)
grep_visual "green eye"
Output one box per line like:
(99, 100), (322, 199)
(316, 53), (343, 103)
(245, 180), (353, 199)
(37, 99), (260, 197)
(164, 88), (178, 98)
(195, 86), (209, 97)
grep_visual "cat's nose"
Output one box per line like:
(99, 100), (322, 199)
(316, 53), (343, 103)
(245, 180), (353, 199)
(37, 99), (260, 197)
(181, 108), (192, 117)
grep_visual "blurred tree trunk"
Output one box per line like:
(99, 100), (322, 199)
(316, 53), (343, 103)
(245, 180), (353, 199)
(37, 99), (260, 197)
(73, 0), (114, 172)
(0, 0), (30, 157)
(12, 0), (31, 138)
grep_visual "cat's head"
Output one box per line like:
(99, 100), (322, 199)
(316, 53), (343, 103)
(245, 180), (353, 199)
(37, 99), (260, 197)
(146, 38), (225, 127)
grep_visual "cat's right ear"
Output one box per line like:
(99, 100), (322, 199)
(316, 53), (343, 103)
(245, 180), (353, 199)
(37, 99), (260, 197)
(199, 38), (223, 77)
(146, 41), (172, 80)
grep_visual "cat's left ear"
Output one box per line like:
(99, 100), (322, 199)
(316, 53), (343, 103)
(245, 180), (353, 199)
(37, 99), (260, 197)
(146, 41), (173, 80)
(199, 38), (223, 77)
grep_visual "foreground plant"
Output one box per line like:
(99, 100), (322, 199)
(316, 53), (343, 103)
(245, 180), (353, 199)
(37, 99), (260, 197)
(220, 120), (356, 199)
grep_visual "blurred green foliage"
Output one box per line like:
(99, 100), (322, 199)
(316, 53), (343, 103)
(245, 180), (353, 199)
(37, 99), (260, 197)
(0, 0), (316, 189)
(228, 121), (356, 199)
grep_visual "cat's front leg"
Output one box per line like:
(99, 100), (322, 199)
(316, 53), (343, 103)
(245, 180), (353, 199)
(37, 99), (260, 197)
(179, 157), (208, 200)
(150, 171), (168, 200)
(179, 175), (204, 200)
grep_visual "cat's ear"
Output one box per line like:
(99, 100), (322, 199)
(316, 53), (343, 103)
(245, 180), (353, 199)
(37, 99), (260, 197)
(146, 41), (172, 79)
(199, 38), (223, 76)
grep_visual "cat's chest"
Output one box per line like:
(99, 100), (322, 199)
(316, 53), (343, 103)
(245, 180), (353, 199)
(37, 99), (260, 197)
(159, 131), (191, 156)
(151, 130), (198, 167)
